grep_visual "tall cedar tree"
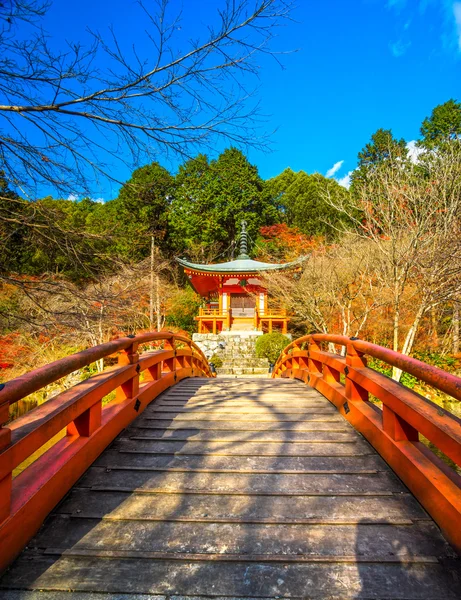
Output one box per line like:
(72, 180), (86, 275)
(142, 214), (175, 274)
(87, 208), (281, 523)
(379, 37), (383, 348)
(169, 148), (277, 256)
(419, 99), (461, 149)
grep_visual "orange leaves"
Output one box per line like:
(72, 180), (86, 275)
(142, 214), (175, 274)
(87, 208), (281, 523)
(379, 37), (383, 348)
(257, 224), (320, 261)
(0, 333), (28, 371)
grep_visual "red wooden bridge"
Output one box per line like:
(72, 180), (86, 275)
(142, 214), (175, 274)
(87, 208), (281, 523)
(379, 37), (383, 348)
(0, 332), (460, 599)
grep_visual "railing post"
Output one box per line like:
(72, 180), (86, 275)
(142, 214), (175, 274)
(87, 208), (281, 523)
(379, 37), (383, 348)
(382, 405), (418, 441)
(308, 339), (323, 375)
(323, 363), (340, 384)
(0, 400), (12, 523)
(164, 337), (175, 351)
(116, 341), (140, 401)
(345, 341), (368, 401)
(67, 400), (102, 437)
(162, 336), (176, 375)
(143, 360), (162, 382)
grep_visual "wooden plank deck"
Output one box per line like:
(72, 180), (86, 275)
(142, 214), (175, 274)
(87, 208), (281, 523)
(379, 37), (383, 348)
(1, 378), (460, 599)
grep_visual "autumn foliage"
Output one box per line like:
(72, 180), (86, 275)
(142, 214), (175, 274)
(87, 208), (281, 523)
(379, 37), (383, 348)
(256, 224), (321, 261)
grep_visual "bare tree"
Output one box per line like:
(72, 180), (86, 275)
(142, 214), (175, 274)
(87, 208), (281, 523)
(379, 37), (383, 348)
(264, 239), (386, 348)
(327, 141), (461, 379)
(0, 0), (292, 198)
(1, 259), (178, 367)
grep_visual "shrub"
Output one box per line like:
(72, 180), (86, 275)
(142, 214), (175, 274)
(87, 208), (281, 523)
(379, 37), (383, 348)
(255, 332), (290, 364)
(209, 353), (223, 368)
(165, 287), (201, 335)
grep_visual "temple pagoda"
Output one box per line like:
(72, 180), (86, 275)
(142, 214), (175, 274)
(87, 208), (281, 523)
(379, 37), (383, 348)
(176, 221), (303, 334)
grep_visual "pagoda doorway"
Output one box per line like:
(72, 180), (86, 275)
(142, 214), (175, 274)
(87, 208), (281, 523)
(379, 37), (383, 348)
(230, 293), (255, 317)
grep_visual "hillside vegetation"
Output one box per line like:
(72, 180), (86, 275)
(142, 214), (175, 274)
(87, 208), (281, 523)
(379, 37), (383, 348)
(2, 100), (461, 415)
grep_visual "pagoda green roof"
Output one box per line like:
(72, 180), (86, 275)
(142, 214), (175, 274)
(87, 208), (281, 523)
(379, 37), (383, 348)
(175, 256), (305, 274)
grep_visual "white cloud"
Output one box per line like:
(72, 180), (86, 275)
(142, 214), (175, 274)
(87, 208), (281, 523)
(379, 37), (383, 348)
(453, 2), (461, 49)
(336, 171), (352, 189)
(326, 160), (344, 178)
(406, 140), (425, 163)
(389, 39), (411, 57)
(66, 193), (105, 203)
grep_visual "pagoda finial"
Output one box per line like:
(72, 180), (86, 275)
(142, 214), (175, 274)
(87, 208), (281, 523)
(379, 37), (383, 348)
(237, 220), (250, 259)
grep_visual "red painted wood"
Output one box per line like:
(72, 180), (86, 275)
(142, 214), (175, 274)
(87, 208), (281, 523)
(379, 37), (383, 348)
(273, 334), (461, 554)
(0, 333), (213, 573)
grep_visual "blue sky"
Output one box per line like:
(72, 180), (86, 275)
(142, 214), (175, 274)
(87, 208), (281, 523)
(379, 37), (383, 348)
(38, 0), (461, 197)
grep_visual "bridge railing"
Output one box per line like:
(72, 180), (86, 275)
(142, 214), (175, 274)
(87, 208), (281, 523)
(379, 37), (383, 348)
(273, 333), (461, 553)
(0, 332), (213, 572)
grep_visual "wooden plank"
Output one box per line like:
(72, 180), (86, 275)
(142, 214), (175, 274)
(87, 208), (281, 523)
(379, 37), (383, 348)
(56, 488), (430, 522)
(147, 407), (339, 414)
(31, 518), (453, 559)
(2, 555), (460, 598)
(86, 487), (397, 497)
(128, 423), (353, 432)
(141, 417), (345, 427)
(43, 548), (441, 564)
(122, 432), (358, 442)
(109, 439), (375, 456)
(144, 415), (346, 422)
(77, 467), (406, 493)
(93, 450), (388, 472)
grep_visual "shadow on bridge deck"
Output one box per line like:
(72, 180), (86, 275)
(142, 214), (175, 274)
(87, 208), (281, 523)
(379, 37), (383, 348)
(0, 377), (460, 599)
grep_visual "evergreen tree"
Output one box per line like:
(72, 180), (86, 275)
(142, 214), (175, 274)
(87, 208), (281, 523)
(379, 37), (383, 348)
(115, 162), (174, 260)
(266, 169), (351, 239)
(350, 128), (408, 193)
(419, 99), (461, 149)
(169, 149), (277, 256)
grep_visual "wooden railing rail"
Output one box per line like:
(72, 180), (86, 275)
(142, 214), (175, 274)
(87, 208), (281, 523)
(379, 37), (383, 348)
(198, 308), (222, 316)
(0, 332), (213, 573)
(273, 333), (461, 553)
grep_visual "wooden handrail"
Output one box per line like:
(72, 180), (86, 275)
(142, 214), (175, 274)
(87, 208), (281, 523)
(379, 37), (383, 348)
(273, 333), (461, 553)
(0, 332), (213, 573)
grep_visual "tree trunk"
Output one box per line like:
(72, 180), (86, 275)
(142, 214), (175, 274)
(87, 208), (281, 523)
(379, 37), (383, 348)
(156, 271), (162, 331)
(149, 235), (155, 329)
(97, 304), (104, 373)
(453, 301), (460, 355)
(391, 285), (400, 379)
(393, 301), (426, 382)
(431, 305), (438, 352)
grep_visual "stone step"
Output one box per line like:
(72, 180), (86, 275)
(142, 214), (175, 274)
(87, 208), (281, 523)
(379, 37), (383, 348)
(217, 367), (270, 375)
(221, 360), (269, 368)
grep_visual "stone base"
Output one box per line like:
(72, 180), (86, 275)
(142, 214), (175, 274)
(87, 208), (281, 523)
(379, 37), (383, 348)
(192, 332), (271, 376)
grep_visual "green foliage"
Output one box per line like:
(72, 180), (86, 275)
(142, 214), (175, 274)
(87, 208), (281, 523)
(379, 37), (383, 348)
(412, 351), (457, 372)
(255, 332), (290, 364)
(368, 352), (456, 391)
(164, 287), (201, 334)
(169, 148), (277, 255)
(419, 99), (461, 149)
(265, 167), (298, 214)
(368, 357), (417, 389)
(116, 162), (174, 260)
(350, 128), (408, 193)
(209, 353), (223, 368)
(266, 169), (351, 239)
(0, 192), (108, 280)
